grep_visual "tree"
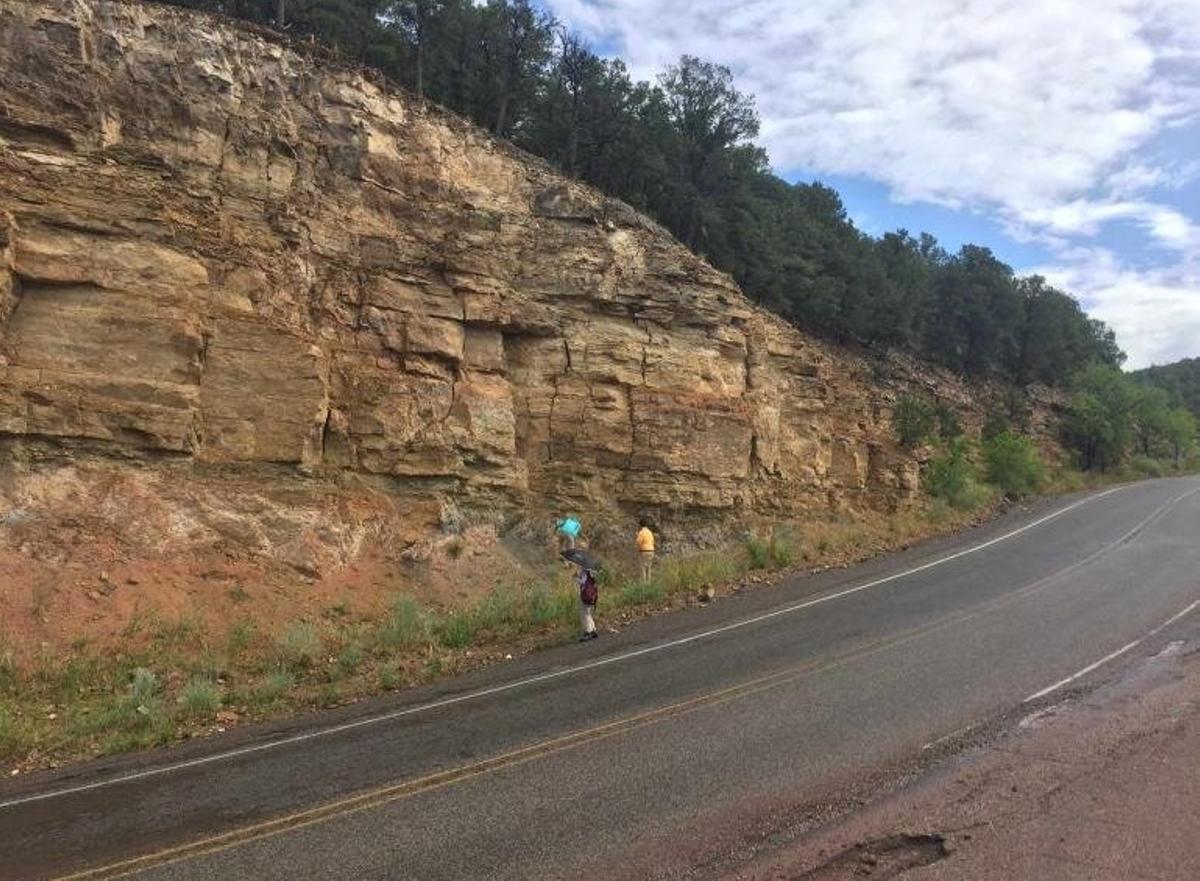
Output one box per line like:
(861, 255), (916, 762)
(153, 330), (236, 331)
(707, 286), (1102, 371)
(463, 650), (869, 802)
(983, 431), (1044, 497)
(1131, 357), (1200, 420)
(1164, 407), (1196, 467)
(163, 0), (1127, 386)
(1061, 365), (1137, 471)
(873, 230), (935, 349)
(1017, 276), (1115, 385)
(392, 1), (445, 96)
(656, 56), (760, 251)
(479, 0), (554, 138)
(526, 30), (606, 175)
(1132, 385), (1171, 456)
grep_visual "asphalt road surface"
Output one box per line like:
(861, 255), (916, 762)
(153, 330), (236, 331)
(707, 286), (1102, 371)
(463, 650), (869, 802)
(4, 477), (1200, 881)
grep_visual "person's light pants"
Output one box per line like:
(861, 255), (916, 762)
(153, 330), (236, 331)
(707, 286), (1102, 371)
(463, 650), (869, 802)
(639, 550), (654, 581)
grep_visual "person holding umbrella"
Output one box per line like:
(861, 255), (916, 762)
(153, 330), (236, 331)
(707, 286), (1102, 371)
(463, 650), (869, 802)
(562, 547), (601, 641)
(555, 515), (582, 550)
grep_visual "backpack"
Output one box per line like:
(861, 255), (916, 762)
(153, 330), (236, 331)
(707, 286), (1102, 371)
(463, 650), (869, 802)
(579, 570), (598, 606)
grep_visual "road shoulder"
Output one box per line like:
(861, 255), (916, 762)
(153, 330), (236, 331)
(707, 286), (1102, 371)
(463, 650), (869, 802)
(723, 626), (1200, 880)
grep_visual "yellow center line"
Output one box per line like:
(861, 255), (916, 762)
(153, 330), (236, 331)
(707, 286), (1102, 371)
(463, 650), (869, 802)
(54, 487), (1197, 881)
(51, 612), (973, 881)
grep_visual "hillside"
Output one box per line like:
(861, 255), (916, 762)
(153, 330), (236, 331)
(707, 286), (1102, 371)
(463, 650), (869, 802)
(0, 0), (1064, 657)
(162, 0), (1123, 382)
(1132, 358), (1200, 419)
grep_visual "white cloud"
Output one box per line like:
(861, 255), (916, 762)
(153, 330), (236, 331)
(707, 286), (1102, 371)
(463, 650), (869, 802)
(549, 1), (1195, 212)
(1105, 159), (1200, 196)
(1036, 249), (1200, 368)
(1017, 199), (1200, 250)
(547, 0), (1200, 363)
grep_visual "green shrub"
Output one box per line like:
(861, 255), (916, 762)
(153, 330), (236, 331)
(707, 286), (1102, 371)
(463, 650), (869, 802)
(179, 677), (221, 719)
(377, 595), (431, 650)
(1129, 456), (1167, 478)
(0, 638), (16, 694)
(225, 621), (256, 657)
(982, 412), (1010, 441)
(616, 578), (665, 607)
(433, 611), (478, 649)
(934, 402), (962, 439)
(746, 530), (797, 569)
(129, 668), (159, 707)
(666, 552), (741, 590)
(474, 589), (525, 635)
(332, 641), (365, 679)
(76, 667), (169, 739)
(745, 536), (770, 569)
(528, 583), (575, 627)
(1048, 467), (1087, 492)
(983, 431), (1045, 497)
(0, 704), (21, 757)
(894, 394), (937, 447)
(767, 530), (797, 567)
(251, 670), (294, 706)
(379, 665), (401, 690)
(275, 621), (323, 668)
(924, 440), (988, 510)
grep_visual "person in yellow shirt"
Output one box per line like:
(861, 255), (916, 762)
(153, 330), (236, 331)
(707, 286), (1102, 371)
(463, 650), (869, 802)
(635, 519), (655, 582)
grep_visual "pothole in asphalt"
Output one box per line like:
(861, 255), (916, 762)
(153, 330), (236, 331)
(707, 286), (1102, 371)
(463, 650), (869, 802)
(789, 833), (948, 879)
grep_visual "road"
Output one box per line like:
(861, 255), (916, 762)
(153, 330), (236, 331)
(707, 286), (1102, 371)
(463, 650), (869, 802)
(3, 477), (1200, 881)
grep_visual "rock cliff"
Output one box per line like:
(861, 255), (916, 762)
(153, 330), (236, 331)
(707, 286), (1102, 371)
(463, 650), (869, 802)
(0, 0), (1054, 605)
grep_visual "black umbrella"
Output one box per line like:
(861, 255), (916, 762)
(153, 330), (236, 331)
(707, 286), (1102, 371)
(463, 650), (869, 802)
(560, 547), (603, 571)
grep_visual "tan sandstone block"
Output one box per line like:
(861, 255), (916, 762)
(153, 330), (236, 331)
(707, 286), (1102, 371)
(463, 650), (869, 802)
(198, 318), (328, 465)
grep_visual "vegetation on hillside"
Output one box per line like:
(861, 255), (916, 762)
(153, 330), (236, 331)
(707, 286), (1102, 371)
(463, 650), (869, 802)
(1131, 357), (1200, 421)
(163, 0), (1123, 385)
(0, 508), (984, 768)
(1063, 365), (1196, 472)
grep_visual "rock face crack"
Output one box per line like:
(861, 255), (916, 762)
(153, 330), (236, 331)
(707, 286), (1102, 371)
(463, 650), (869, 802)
(0, 0), (1061, 561)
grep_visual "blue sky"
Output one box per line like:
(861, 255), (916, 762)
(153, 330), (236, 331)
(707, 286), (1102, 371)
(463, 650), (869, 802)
(547, 0), (1200, 369)
(784, 172), (1051, 267)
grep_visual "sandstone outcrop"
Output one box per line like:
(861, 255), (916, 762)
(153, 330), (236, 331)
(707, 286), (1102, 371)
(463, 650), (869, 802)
(0, 0), (1057, 610)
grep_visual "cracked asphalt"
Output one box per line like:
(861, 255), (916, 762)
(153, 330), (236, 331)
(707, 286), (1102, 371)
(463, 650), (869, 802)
(3, 477), (1200, 881)
(733, 630), (1200, 881)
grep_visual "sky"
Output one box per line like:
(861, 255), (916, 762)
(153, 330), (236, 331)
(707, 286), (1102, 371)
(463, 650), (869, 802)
(544, 0), (1200, 369)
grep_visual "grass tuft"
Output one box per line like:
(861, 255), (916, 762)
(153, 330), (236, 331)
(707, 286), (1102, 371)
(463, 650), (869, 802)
(433, 611), (478, 649)
(225, 621), (256, 658)
(179, 677), (221, 719)
(376, 596), (430, 651)
(528, 582), (576, 627)
(249, 670), (295, 709)
(615, 579), (665, 607)
(332, 641), (365, 680)
(379, 665), (401, 691)
(745, 536), (770, 570)
(275, 621), (323, 668)
(0, 704), (24, 759)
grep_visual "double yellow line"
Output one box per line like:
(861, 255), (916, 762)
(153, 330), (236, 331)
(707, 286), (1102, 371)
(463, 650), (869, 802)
(55, 483), (1197, 880)
(51, 613), (968, 881)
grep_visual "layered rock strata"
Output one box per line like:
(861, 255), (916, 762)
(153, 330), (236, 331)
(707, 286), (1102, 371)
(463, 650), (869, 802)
(0, 0), (1055, 582)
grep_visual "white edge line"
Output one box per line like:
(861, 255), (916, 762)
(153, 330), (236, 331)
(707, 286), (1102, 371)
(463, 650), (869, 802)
(1024, 598), (1200, 703)
(0, 486), (1128, 810)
